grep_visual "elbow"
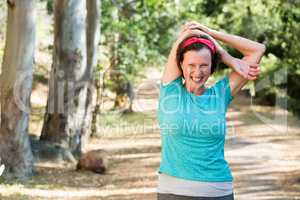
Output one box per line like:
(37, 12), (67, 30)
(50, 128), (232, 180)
(257, 43), (266, 55)
(246, 44), (266, 63)
(246, 44), (266, 58)
(253, 44), (266, 61)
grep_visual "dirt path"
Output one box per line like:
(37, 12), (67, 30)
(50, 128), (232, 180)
(1, 77), (300, 200)
(92, 95), (300, 200)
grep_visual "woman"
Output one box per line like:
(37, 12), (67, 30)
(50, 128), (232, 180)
(156, 21), (266, 200)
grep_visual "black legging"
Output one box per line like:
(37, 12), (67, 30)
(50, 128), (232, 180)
(157, 193), (234, 200)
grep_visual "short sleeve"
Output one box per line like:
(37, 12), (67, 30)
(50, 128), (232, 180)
(159, 76), (184, 98)
(213, 75), (233, 109)
(157, 76), (184, 117)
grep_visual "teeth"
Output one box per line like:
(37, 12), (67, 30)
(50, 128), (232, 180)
(192, 77), (201, 82)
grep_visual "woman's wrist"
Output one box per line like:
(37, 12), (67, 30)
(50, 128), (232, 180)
(209, 29), (223, 41)
(207, 28), (216, 37)
(221, 53), (250, 80)
(219, 48), (235, 68)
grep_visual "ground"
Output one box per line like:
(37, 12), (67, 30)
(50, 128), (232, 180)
(1, 76), (300, 200)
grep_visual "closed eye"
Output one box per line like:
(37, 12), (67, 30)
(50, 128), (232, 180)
(200, 64), (209, 67)
(188, 64), (208, 67)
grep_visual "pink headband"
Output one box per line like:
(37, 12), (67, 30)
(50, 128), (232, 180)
(182, 37), (217, 54)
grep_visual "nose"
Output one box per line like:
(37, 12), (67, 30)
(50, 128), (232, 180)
(194, 65), (203, 76)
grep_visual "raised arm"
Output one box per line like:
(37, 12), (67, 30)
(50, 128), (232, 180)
(185, 21), (266, 96)
(208, 29), (266, 96)
(161, 27), (205, 84)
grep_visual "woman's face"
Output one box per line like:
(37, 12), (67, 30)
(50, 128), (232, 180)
(181, 48), (212, 93)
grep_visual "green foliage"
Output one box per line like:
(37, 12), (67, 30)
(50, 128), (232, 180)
(39, 0), (54, 15)
(175, 0), (300, 117)
(46, 0), (54, 15)
(101, 0), (179, 85)
(100, 0), (300, 116)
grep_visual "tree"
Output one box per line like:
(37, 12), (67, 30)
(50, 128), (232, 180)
(40, 0), (89, 156)
(211, 0), (300, 116)
(176, 0), (300, 117)
(101, 0), (179, 111)
(85, 0), (101, 146)
(0, 0), (35, 181)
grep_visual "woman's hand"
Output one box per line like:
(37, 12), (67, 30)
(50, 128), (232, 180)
(176, 26), (205, 44)
(180, 21), (212, 35)
(230, 58), (261, 80)
(178, 22), (224, 52)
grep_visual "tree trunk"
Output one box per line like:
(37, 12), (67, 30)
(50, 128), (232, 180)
(40, 0), (88, 156)
(0, 0), (35, 181)
(109, 7), (122, 109)
(83, 0), (100, 148)
(109, 5), (134, 112)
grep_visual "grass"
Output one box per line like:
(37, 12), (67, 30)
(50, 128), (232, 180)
(95, 111), (158, 139)
(99, 111), (153, 125)
(0, 194), (31, 200)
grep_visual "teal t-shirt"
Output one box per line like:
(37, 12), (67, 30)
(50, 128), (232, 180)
(156, 75), (233, 182)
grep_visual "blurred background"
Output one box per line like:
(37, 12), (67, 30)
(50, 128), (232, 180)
(0, 0), (300, 199)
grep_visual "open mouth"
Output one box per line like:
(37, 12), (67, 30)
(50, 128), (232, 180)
(191, 76), (204, 84)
